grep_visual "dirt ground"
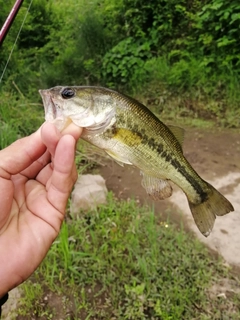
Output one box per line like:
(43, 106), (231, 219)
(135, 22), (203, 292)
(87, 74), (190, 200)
(99, 126), (240, 267)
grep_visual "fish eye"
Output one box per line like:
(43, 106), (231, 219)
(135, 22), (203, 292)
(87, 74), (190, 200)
(61, 88), (75, 99)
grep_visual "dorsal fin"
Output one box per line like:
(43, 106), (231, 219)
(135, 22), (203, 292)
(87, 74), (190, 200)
(168, 125), (185, 146)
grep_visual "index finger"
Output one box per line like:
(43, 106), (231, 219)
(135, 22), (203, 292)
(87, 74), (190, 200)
(0, 128), (45, 179)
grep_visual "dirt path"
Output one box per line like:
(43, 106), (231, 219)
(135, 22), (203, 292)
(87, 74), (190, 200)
(99, 127), (240, 267)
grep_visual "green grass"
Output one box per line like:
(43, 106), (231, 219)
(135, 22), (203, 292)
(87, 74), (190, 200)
(132, 56), (240, 129)
(0, 91), (43, 149)
(16, 194), (240, 319)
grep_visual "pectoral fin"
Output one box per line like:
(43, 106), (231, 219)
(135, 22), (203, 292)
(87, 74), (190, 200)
(105, 150), (132, 166)
(141, 171), (173, 200)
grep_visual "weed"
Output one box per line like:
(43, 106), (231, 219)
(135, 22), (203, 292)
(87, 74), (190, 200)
(0, 91), (43, 149)
(0, 121), (19, 149)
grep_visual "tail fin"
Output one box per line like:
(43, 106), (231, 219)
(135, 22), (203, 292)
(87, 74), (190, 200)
(188, 184), (234, 237)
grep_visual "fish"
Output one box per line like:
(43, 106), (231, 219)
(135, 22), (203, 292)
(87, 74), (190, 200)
(39, 86), (234, 237)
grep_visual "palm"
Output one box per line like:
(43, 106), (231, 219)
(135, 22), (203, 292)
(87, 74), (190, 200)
(0, 123), (82, 296)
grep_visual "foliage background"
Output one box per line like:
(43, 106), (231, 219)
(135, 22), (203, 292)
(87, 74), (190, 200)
(0, 0), (240, 146)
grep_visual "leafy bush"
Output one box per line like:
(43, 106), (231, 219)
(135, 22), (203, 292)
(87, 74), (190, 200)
(195, 0), (240, 66)
(1, 0), (240, 126)
(102, 37), (152, 88)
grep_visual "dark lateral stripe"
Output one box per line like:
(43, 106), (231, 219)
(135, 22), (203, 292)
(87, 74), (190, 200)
(170, 158), (208, 202)
(145, 137), (208, 202)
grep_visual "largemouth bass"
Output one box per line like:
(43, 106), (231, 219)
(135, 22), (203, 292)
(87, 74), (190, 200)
(39, 86), (234, 237)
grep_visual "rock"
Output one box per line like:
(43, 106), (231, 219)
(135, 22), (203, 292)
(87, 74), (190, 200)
(71, 174), (108, 215)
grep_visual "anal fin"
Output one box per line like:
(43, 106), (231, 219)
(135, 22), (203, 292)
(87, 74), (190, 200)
(141, 171), (173, 201)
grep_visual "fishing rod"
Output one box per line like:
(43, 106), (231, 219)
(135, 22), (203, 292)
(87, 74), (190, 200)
(0, 0), (25, 46)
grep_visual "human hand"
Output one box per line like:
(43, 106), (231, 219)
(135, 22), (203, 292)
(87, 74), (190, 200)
(0, 122), (82, 296)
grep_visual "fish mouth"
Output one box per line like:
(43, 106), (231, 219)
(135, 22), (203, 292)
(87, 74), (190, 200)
(39, 90), (53, 120)
(39, 89), (72, 131)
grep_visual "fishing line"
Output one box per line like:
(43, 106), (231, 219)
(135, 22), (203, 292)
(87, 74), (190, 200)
(0, 0), (34, 84)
